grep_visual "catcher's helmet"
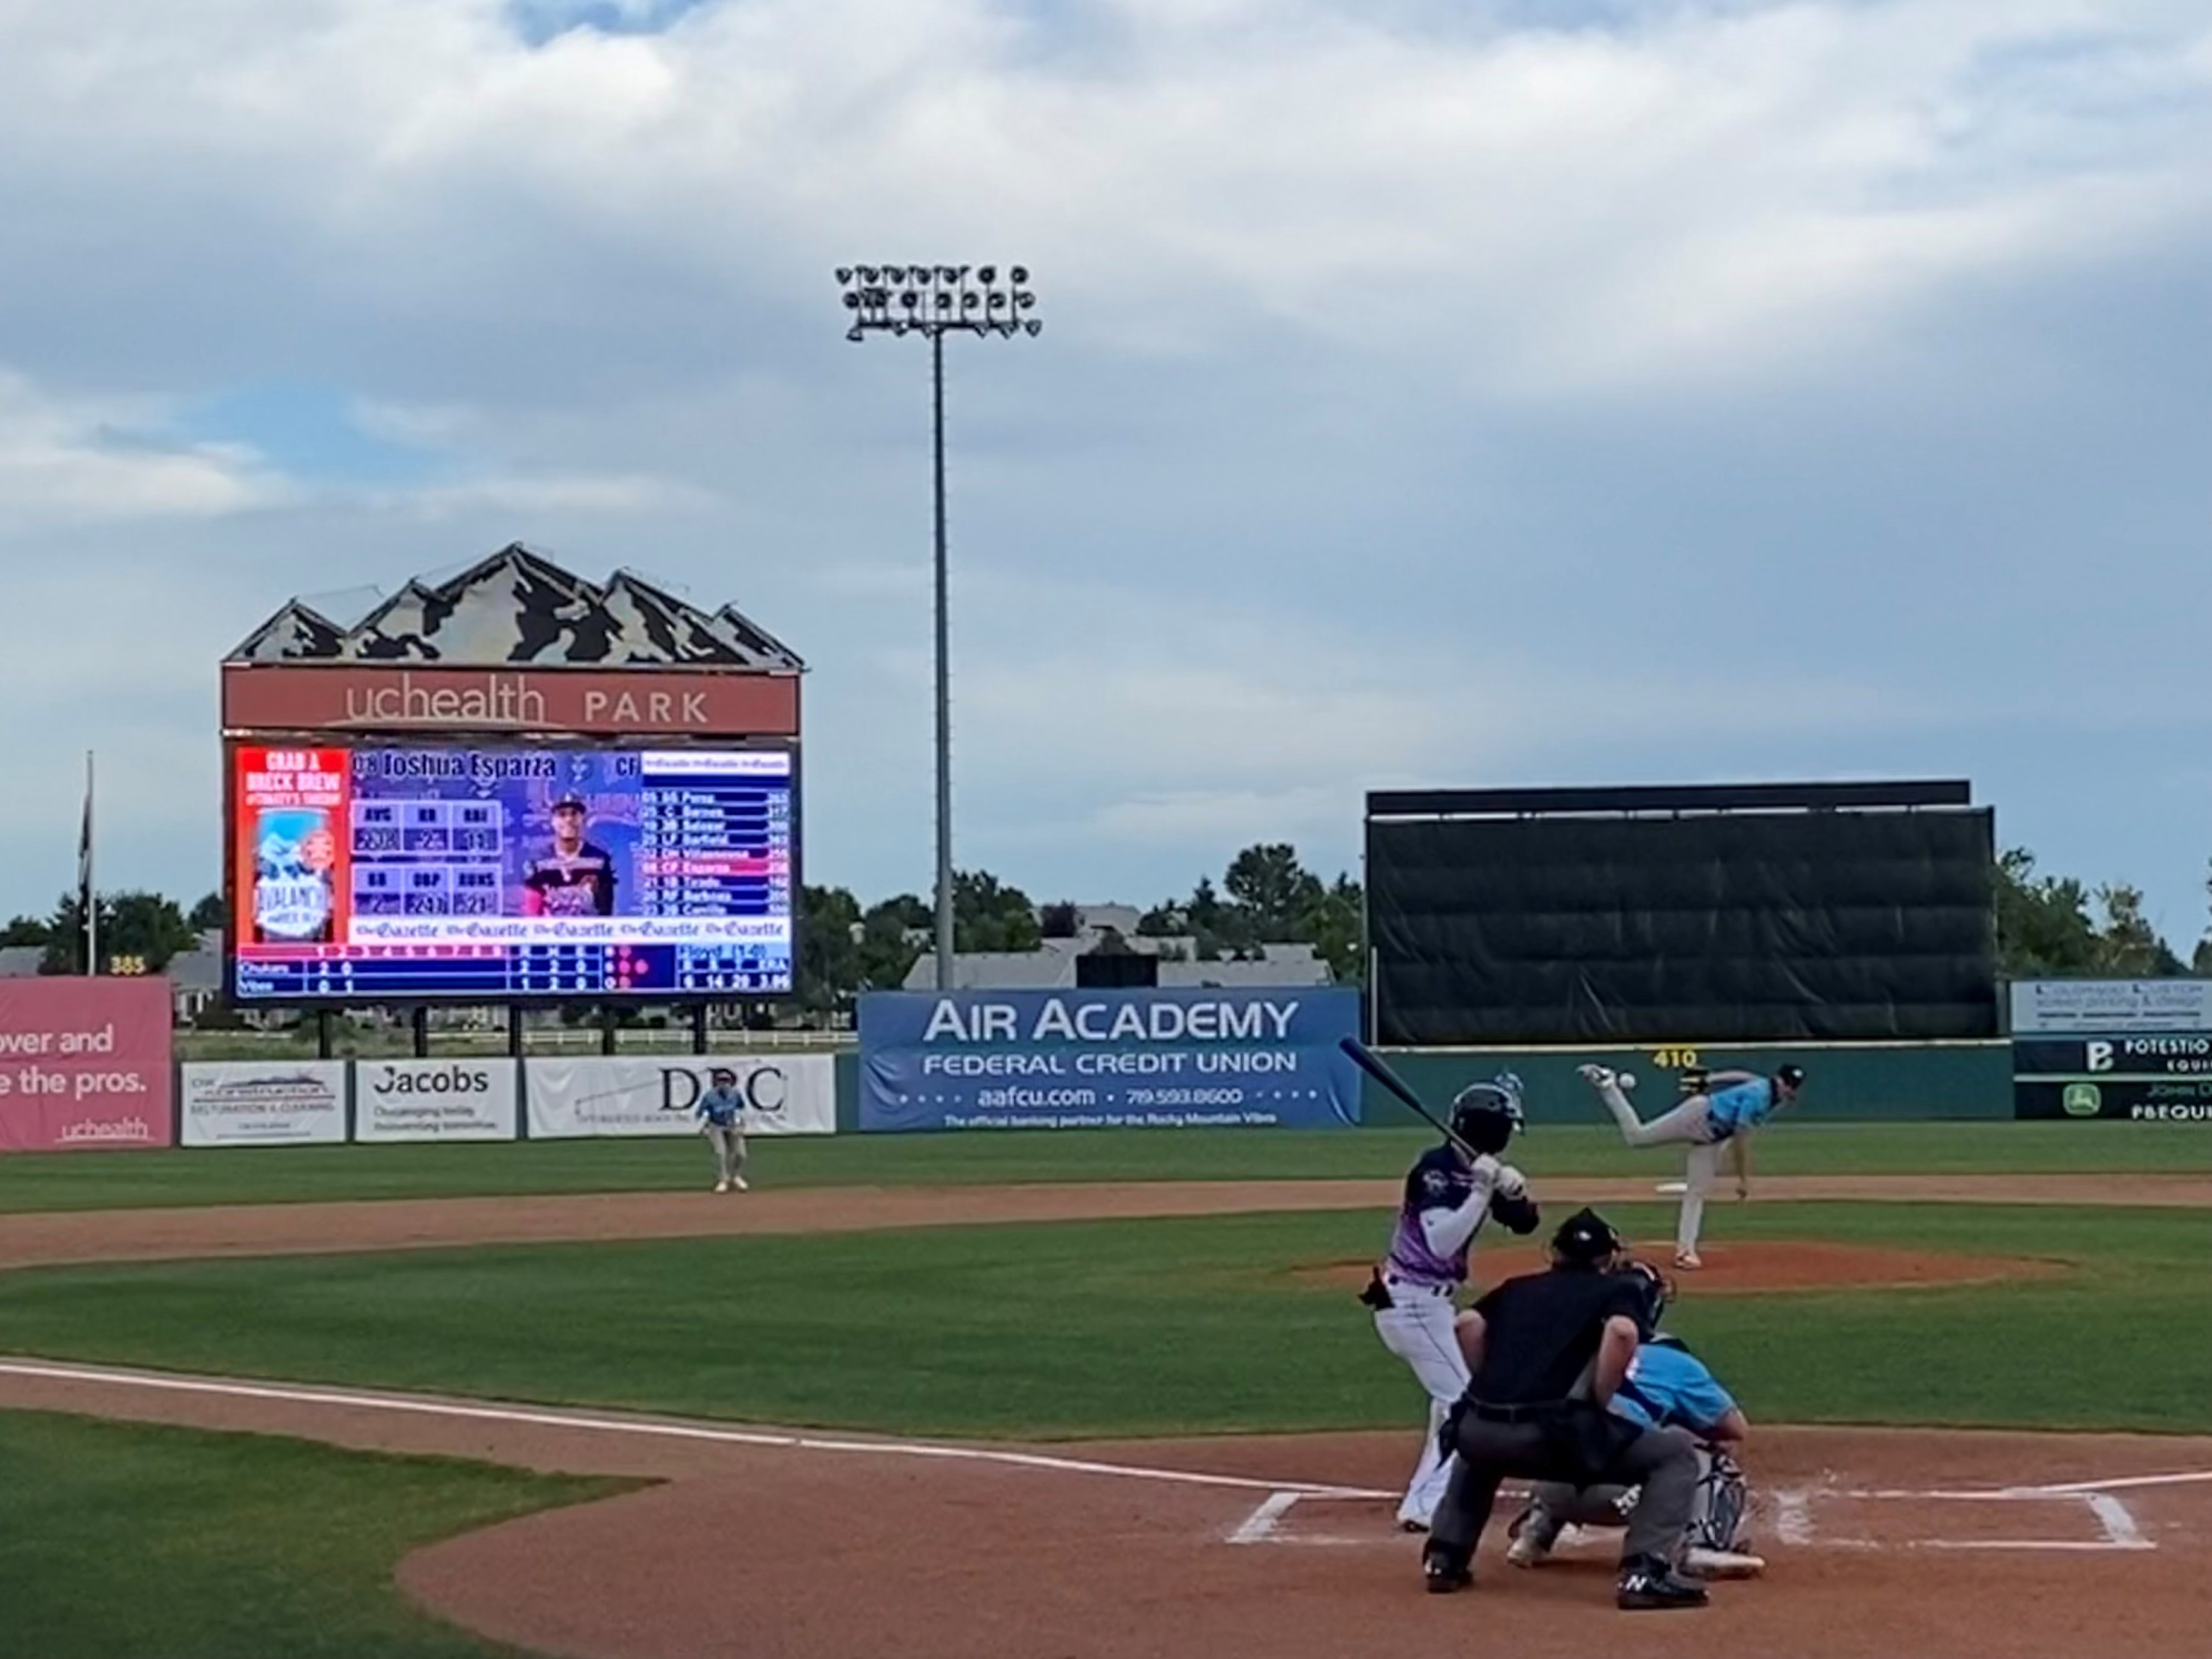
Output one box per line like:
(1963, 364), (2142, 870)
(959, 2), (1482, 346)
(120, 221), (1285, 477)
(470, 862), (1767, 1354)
(1619, 1259), (1674, 1337)
(1449, 1078), (1522, 1156)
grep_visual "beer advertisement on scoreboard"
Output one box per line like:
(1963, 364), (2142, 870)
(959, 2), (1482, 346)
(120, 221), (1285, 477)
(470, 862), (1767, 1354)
(228, 743), (796, 1004)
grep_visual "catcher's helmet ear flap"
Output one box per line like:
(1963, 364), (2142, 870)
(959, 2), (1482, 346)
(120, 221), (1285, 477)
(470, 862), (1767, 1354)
(1448, 1083), (1516, 1156)
(1550, 1206), (1622, 1266)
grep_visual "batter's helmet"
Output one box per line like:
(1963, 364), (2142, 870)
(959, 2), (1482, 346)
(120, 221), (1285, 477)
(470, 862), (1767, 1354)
(1449, 1078), (1522, 1156)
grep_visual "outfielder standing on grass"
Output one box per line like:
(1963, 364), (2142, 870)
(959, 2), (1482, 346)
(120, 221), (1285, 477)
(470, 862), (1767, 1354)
(1577, 1062), (1805, 1268)
(695, 1066), (750, 1193)
(1361, 1076), (1541, 1532)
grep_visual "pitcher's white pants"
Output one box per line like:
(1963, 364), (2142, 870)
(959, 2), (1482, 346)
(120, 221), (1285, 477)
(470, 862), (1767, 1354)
(1595, 1079), (1726, 1258)
(1373, 1282), (1469, 1528)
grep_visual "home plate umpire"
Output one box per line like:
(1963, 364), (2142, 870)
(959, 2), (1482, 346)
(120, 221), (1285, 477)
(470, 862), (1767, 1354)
(1421, 1207), (1711, 1610)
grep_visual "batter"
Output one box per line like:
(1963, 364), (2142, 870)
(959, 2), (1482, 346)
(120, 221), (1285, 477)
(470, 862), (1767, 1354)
(1362, 1076), (1541, 1531)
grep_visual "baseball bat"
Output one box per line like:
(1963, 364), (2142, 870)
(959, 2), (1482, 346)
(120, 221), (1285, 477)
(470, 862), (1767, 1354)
(1338, 1036), (1469, 1151)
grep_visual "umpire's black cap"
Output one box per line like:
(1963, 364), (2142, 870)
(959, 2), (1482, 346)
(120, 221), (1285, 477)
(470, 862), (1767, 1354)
(1550, 1206), (1622, 1267)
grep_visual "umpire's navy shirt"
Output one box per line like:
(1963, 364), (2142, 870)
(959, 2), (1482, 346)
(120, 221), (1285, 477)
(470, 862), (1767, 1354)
(1468, 1267), (1647, 1404)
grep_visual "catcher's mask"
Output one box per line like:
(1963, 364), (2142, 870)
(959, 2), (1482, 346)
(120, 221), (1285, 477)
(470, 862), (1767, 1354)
(1618, 1259), (1675, 1337)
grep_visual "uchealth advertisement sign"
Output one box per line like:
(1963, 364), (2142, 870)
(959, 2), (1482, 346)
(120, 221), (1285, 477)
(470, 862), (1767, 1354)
(0, 977), (174, 1152)
(858, 988), (1364, 1132)
(525, 1055), (835, 1139)
(180, 1060), (348, 1146)
(355, 1059), (518, 1143)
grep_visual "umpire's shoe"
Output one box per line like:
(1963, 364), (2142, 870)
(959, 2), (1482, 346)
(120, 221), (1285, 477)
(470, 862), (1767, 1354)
(1615, 1554), (1709, 1610)
(1421, 1543), (1473, 1595)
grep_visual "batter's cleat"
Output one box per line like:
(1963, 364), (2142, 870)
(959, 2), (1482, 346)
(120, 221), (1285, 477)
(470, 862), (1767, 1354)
(1682, 1546), (1766, 1579)
(1577, 1063), (1616, 1090)
(1397, 1517), (1430, 1534)
(1616, 1555), (1709, 1610)
(1504, 1503), (1560, 1567)
(1674, 1251), (1703, 1271)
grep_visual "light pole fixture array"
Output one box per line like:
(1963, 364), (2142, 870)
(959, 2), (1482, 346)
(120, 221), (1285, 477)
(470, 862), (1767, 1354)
(836, 264), (1041, 990)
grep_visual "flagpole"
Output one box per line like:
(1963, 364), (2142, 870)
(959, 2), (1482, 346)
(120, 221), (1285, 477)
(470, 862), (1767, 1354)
(81, 751), (97, 976)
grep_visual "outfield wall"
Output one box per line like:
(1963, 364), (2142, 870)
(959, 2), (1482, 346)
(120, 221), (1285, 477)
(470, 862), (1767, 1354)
(1361, 1042), (2013, 1129)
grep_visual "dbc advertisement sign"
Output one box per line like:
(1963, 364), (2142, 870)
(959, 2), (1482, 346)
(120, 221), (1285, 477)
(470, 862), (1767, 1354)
(858, 988), (1363, 1132)
(0, 978), (173, 1152)
(180, 1061), (348, 1146)
(525, 1055), (834, 1138)
(355, 1059), (518, 1143)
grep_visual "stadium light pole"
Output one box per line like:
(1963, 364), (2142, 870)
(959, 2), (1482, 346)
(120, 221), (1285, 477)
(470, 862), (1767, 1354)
(837, 264), (1042, 990)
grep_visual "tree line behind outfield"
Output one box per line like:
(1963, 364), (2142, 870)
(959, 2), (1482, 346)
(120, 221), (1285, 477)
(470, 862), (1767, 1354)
(3, 847), (2208, 1012)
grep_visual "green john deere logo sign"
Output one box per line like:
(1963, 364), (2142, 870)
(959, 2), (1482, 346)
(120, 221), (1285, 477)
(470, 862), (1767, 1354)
(2062, 1083), (2103, 1118)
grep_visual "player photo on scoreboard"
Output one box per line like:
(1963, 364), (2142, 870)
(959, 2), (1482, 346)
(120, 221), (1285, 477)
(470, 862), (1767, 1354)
(520, 793), (621, 916)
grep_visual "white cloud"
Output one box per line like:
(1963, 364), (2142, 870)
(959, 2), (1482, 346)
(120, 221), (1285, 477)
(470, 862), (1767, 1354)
(0, 370), (284, 522)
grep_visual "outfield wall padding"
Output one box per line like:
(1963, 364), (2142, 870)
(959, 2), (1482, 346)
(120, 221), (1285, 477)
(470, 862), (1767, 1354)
(1361, 1042), (2012, 1127)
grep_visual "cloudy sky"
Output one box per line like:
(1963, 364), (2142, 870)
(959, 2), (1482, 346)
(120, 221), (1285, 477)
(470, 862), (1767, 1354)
(3, 0), (2209, 944)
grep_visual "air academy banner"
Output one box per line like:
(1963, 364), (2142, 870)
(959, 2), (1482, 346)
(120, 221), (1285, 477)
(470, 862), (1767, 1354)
(858, 988), (1363, 1132)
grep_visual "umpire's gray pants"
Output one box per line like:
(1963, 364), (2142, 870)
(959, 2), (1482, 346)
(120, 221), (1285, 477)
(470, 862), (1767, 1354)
(1430, 1418), (1701, 1565)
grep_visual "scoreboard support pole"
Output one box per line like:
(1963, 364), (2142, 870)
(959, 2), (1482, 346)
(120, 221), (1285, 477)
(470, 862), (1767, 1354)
(317, 1009), (334, 1060)
(690, 1002), (709, 1055)
(507, 1004), (524, 1059)
(411, 1006), (429, 1059)
(599, 1006), (617, 1056)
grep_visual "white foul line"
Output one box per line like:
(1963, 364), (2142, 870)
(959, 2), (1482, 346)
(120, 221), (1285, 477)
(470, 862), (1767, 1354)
(2013, 1468), (2212, 1498)
(1227, 1491), (1304, 1545)
(0, 1358), (1390, 1501)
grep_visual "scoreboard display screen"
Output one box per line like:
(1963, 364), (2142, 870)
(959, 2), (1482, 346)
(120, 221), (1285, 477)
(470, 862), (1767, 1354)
(229, 743), (796, 1002)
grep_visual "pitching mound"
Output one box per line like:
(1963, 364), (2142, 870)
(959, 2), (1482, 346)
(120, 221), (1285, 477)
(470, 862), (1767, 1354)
(1289, 1238), (2067, 1295)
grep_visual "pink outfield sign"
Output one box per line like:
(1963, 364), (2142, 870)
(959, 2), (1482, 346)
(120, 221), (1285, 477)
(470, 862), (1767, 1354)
(0, 978), (174, 1152)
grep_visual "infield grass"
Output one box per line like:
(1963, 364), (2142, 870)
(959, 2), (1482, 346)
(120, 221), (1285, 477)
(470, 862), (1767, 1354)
(4, 1120), (2211, 1213)
(0, 1203), (2206, 1440)
(0, 1409), (627, 1659)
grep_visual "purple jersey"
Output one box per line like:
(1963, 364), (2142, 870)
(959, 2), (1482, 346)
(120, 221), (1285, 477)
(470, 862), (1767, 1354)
(1385, 1146), (1486, 1288)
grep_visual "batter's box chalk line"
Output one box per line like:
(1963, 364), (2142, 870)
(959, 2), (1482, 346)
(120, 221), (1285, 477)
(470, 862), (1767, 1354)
(1769, 1469), (2178, 1553)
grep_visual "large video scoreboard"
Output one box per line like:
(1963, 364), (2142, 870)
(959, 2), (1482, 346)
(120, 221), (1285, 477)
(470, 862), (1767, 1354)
(229, 743), (796, 1002)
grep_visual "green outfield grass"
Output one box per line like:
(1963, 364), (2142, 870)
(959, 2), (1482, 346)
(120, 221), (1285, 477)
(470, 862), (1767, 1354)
(3, 1120), (2210, 1213)
(1, 1203), (2206, 1439)
(0, 1409), (626, 1659)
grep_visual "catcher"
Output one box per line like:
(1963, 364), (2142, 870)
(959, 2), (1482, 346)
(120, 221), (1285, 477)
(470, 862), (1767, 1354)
(1504, 1261), (1765, 1577)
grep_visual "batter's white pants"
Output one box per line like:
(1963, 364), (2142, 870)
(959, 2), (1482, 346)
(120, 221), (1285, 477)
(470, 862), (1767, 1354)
(1373, 1283), (1469, 1527)
(1594, 1081), (1724, 1258)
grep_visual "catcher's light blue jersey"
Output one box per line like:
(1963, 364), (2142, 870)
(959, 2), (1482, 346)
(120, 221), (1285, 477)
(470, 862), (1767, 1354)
(1608, 1338), (1736, 1435)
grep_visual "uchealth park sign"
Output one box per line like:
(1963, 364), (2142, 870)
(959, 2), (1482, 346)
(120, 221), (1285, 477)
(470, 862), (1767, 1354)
(858, 988), (1363, 1133)
(222, 662), (799, 738)
(0, 977), (174, 1152)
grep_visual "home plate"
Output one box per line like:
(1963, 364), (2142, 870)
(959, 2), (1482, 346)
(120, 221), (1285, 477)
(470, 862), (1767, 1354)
(1656, 1181), (1687, 1194)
